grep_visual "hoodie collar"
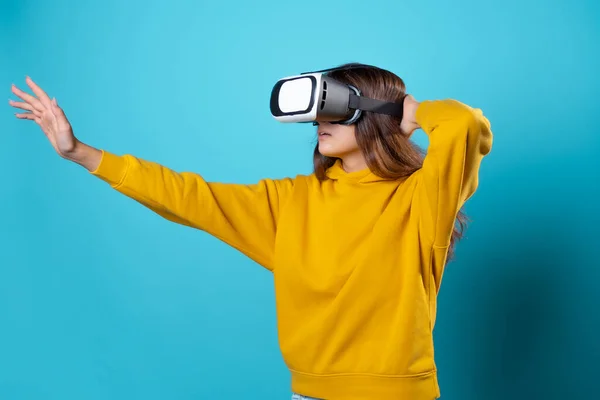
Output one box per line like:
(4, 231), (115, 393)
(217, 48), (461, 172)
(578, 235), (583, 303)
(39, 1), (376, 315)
(325, 159), (388, 183)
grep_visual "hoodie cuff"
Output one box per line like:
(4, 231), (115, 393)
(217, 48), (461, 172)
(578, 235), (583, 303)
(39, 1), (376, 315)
(90, 150), (129, 187)
(415, 100), (439, 133)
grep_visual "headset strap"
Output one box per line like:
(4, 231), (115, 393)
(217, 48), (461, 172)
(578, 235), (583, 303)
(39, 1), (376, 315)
(301, 63), (377, 75)
(349, 94), (405, 120)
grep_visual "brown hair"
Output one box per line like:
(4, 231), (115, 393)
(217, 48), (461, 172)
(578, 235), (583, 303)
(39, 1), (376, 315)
(313, 62), (468, 261)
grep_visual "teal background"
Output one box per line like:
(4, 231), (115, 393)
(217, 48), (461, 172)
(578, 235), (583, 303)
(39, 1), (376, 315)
(1, 0), (599, 398)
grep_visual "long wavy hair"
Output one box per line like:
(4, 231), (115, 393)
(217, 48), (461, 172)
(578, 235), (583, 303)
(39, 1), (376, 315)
(313, 62), (468, 261)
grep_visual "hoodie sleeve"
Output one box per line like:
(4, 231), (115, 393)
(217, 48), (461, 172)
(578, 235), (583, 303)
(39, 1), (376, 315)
(90, 151), (294, 271)
(415, 99), (493, 248)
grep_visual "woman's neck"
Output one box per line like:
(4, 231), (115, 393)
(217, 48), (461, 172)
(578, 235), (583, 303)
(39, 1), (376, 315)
(340, 153), (368, 172)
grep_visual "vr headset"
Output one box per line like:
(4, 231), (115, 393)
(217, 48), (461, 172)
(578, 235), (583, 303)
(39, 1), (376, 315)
(270, 64), (405, 125)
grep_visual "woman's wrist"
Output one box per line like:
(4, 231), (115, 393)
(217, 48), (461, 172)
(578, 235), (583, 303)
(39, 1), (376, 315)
(66, 140), (103, 171)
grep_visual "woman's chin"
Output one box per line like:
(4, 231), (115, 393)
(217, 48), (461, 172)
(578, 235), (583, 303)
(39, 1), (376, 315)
(318, 144), (340, 158)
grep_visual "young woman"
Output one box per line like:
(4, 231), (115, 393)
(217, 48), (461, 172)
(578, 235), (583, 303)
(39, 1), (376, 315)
(9, 63), (493, 400)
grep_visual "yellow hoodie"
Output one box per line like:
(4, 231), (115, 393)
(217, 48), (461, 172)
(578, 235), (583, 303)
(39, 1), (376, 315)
(91, 99), (492, 399)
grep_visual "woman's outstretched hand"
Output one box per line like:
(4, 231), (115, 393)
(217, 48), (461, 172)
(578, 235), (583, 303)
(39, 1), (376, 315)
(9, 77), (102, 171)
(10, 77), (76, 156)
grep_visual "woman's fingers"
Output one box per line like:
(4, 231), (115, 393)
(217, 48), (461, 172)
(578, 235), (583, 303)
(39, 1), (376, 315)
(11, 84), (45, 112)
(15, 112), (36, 120)
(9, 99), (40, 114)
(15, 112), (43, 126)
(25, 76), (53, 109)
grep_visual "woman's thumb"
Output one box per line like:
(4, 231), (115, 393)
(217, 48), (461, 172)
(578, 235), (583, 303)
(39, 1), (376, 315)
(51, 97), (62, 115)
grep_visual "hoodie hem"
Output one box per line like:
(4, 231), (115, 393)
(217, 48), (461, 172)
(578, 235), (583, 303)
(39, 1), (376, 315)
(290, 368), (440, 400)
